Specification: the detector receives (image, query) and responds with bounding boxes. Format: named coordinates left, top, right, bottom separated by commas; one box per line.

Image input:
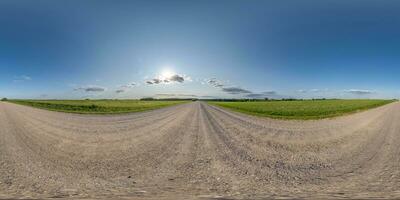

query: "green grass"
left=209, top=99, right=395, bottom=120
left=9, top=99, right=187, bottom=114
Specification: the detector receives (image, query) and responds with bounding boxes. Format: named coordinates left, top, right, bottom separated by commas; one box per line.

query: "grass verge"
left=208, top=99, right=395, bottom=120
left=9, top=99, right=187, bottom=114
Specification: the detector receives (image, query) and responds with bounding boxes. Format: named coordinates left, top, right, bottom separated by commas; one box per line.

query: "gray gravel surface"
left=1, top=101, right=400, bottom=199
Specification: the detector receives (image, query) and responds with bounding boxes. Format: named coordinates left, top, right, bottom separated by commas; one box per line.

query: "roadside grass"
left=208, top=99, right=396, bottom=120
left=9, top=99, right=187, bottom=114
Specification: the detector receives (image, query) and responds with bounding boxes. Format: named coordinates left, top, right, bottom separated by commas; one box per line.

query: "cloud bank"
left=146, top=74, right=189, bottom=85
left=245, top=91, right=277, bottom=98
left=206, top=77, right=277, bottom=98
left=344, top=89, right=373, bottom=95
left=74, top=85, right=106, bottom=92
left=222, top=87, right=252, bottom=94
left=155, top=93, right=197, bottom=97
left=120, top=82, right=136, bottom=88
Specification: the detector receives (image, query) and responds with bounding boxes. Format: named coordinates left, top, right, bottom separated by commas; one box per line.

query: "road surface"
left=1, top=101, right=400, bottom=199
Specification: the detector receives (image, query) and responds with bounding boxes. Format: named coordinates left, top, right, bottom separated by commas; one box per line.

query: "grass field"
left=209, top=99, right=395, bottom=120
left=9, top=100, right=187, bottom=114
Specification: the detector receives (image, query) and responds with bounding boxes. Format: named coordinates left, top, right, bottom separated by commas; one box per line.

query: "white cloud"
left=206, top=78, right=224, bottom=88
left=119, top=82, right=137, bottom=88
left=297, top=89, right=307, bottom=93
left=13, top=75, right=31, bottom=82
left=146, top=74, right=190, bottom=85
left=311, top=89, right=321, bottom=92
left=344, top=89, right=374, bottom=95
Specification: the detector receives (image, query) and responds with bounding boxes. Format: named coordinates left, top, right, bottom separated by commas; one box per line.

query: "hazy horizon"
left=1, top=0, right=400, bottom=99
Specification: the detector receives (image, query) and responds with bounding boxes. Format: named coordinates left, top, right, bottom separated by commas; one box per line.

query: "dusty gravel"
left=1, top=101, right=400, bottom=199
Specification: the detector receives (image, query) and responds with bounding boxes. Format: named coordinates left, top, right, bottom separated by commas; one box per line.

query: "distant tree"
left=140, top=97, right=155, bottom=101
left=1, top=98, right=7, bottom=101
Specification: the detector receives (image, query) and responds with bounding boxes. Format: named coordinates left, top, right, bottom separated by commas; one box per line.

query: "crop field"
left=209, top=99, right=395, bottom=119
left=9, top=99, right=187, bottom=114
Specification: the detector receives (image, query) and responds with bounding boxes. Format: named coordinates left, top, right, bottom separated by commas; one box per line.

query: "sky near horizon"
left=1, top=0, right=400, bottom=99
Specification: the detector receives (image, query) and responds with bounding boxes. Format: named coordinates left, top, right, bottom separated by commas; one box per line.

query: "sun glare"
left=161, top=69, right=174, bottom=78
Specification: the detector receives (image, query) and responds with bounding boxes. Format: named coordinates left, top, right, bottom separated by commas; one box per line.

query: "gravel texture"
left=0, top=101, right=399, bottom=199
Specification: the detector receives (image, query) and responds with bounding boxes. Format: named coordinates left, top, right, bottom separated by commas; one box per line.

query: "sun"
left=161, top=69, right=174, bottom=79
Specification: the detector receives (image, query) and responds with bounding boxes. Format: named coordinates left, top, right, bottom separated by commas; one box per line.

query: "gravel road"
left=1, top=101, right=400, bottom=199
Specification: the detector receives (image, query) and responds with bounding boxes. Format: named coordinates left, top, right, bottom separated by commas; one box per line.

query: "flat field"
left=9, top=99, right=186, bottom=114
left=209, top=99, right=395, bottom=119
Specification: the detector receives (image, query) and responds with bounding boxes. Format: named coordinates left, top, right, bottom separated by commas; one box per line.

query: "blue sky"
left=1, top=0, right=400, bottom=99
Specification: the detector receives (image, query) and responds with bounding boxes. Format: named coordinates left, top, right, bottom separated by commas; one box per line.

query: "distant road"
left=1, top=101, right=399, bottom=199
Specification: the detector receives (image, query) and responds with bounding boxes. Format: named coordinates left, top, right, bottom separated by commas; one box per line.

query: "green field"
left=9, top=100, right=186, bottom=114
left=209, top=99, right=395, bottom=120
